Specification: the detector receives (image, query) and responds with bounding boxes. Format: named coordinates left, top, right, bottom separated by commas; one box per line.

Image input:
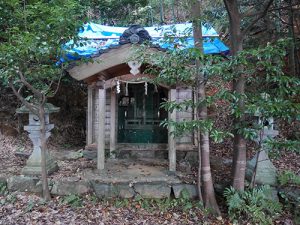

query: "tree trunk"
left=288, top=0, right=298, bottom=77
left=39, top=103, right=51, bottom=201
left=192, top=0, right=220, bottom=215
left=224, top=0, right=246, bottom=191
left=160, top=0, right=164, bottom=24
left=197, top=130, right=203, bottom=202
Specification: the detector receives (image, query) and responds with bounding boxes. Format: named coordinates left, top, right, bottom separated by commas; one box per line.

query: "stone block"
left=0, top=176, right=6, bottom=184
left=246, top=150, right=277, bottom=186
left=92, top=182, right=135, bottom=198
left=184, top=152, right=198, bottom=167
left=118, top=184, right=135, bottom=198
left=172, top=184, right=198, bottom=199
left=134, top=183, right=171, bottom=198
left=54, top=150, right=83, bottom=161
left=51, top=178, right=92, bottom=196
left=83, top=149, right=97, bottom=160
left=7, top=176, right=42, bottom=193
left=22, top=149, right=58, bottom=176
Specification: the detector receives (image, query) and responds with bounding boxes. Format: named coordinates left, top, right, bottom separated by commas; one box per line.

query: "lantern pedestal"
left=17, top=103, right=59, bottom=176
left=21, top=124, right=58, bottom=176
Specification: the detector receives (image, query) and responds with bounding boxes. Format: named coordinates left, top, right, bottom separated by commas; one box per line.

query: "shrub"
left=278, top=170, right=300, bottom=186
left=224, top=185, right=282, bottom=225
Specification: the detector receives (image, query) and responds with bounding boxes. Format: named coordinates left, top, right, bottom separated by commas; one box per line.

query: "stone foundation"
left=4, top=175, right=199, bottom=199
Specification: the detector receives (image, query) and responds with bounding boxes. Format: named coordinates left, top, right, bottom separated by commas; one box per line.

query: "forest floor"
left=0, top=132, right=299, bottom=224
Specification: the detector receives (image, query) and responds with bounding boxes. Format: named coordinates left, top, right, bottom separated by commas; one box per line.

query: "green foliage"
left=80, top=0, right=149, bottom=25
left=82, top=0, right=193, bottom=26
left=25, top=199, right=35, bottom=212
left=0, top=0, right=86, bottom=101
left=211, top=39, right=300, bottom=143
left=128, top=189, right=200, bottom=213
left=278, top=170, right=300, bottom=186
left=132, top=38, right=232, bottom=143
left=0, top=182, right=8, bottom=196
left=60, top=194, right=83, bottom=208
left=114, top=198, right=130, bottom=208
left=5, top=193, right=17, bottom=204
left=266, top=139, right=300, bottom=154
left=224, top=186, right=282, bottom=225
left=86, top=194, right=99, bottom=205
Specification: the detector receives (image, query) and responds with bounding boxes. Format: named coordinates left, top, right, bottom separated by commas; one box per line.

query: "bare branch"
left=242, top=2, right=300, bottom=18
left=18, top=71, right=43, bottom=99
left=8, top=79, right=38, bottom=115
left=17, top=83, right=24, bottom=94
left=242, top=0, right=274, bottom=37
left=48, top=64, right=64, bottom=98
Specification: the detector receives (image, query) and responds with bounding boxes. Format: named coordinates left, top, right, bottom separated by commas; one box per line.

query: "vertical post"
left=110, top=89, right=116, bottom=158
left=168, top=89, right=177, bottom=172
left=87, top=85, right=93, bottom=145
left=97, top=85, right=106, bottom=170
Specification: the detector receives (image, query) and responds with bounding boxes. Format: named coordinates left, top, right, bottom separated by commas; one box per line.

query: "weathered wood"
left=105, top=74, right=170, bottom=90
left=97, top=87, right=106, bottom=170
left=67, top=44, right=165, bottom=81
left=109, top=89, right=116, bottom=157
left=87, top=86, right=93, bottom=145
left=168, top=89, right=177, bottom=172
left=86, top=143, right=196, bottom=152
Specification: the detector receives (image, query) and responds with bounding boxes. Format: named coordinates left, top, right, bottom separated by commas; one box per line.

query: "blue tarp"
left=62, top=22, right=229, bottom=62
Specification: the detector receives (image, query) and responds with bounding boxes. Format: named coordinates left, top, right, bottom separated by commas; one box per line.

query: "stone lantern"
left=16, top=103, right=59, bottom=176
left=246, top=108, right=279, bottom=186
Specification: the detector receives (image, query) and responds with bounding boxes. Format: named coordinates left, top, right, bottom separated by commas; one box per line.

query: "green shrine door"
left=117, top=83, right=168, bottom=143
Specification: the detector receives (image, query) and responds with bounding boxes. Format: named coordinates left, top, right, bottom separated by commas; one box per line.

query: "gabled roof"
left=62, top=22, right=229, bottom=62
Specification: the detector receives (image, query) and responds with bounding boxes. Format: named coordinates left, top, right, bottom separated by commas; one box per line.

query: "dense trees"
left=0, top=0, right=299, bottom=217
left=191, top=0, right=220, bottom=214
left=0, top=0, right=86, bottom=200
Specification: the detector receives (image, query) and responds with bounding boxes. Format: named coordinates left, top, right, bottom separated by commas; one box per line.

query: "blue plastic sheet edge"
left=59, top=22, right=229, bottom=64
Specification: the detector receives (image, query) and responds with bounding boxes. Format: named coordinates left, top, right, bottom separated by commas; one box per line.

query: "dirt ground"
left=0, top=131, right=299, bottom=224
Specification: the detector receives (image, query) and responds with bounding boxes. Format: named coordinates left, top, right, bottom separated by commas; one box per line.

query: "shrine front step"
left=5, top=175, right=198, bottom=199
left=84, top=143, right=197, bottom=160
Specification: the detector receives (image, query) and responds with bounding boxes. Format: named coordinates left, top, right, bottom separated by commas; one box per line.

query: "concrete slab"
left=83, top=158, right=182, bottom=184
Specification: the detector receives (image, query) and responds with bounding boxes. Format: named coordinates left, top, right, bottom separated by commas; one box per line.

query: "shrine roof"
left=60, top=22, right=229, bottom=63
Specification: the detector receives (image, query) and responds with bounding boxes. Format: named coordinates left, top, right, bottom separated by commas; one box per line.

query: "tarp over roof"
left=62, top=22, right=229, bottom=62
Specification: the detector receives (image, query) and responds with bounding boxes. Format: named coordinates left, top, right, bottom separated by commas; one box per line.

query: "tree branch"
left=242, top=2, right=300, bottom=18
left=8, top=79, right=38, bottom=115
left=48, top=64, right=64, bottom=98
left=18, top=71, right=43, bottom=100
left=242, top=0, right=274, bottom=37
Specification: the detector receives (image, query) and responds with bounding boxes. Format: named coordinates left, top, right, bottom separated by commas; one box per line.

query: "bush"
left=60, top=194, right=83, bottom=208
left=278, top=170, right=300, bottom=186
left=224, top=185, right=282, bottom=225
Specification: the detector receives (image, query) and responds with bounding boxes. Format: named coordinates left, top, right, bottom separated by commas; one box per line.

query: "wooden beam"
left=109, top=89, right=117, bottom=158
left=68, top=44, right=133, bottom=80
left=87, top=85, right=93, bottom=145
left=97, top=87, right=106, bottom=170
left=105, top=74, right=170, bottom=90
left=168, top=89, right=177, bottom=172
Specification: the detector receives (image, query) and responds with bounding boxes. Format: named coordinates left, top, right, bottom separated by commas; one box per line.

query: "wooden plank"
left=168, top=89, right=177, bottom=172
left=109, top=89, right=116, bottom=158
left=86, top=143, right=196, bottom=152
left=97, top=88, right=106, bottom=170
left=87, top=86, right=93, bottom=145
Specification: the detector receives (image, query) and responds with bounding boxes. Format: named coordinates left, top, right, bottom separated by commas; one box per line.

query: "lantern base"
left=22, top=151, right=58, bottom=176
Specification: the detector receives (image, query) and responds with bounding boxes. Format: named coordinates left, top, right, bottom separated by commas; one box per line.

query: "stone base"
left=22, top=159, right=58, bottom=176
left=246, top=150, right=277, bottom=186
left=7, top=176, right=42, bottom=193
left=172, top=184, right=197, bottom=199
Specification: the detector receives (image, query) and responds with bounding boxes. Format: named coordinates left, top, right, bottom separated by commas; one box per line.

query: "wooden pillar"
left=97, top=85, right=106, bottom=170
left=87, top=85, right=93, bottom=145
left=168, top=89, right=177, bottom=172
left=109, top=89, right=116, bottom=158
